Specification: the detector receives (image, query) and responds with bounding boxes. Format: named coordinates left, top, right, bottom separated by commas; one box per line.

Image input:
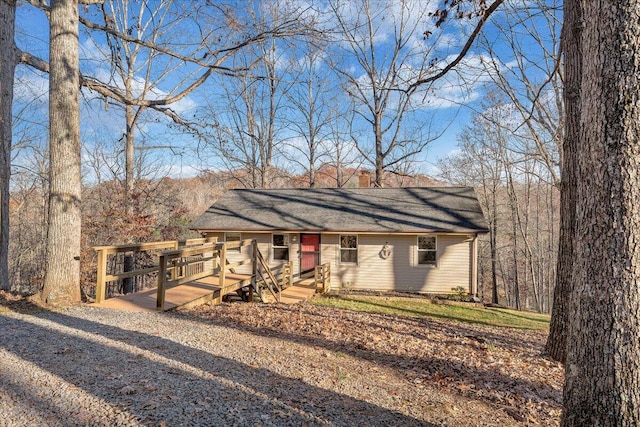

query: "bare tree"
left=88, top=0, right=190, bottom=205
left=440, top=119, right=504, bottom=304
left=5, top=0, right=311, bottom=301
left=81, top=0, right=300, bottom=198
left=440, top=91, right=559, bottom=313
left=40, top=0, right=82, bottom=305
left=281, top=45, right=334, bottom=187
left=8, top=83, right=49, bottom=293
left=327, top=0, right=441, bottom=187
left=15, top=0, right=311, bottom=186
left=479, top=0, right=563, bottom=186
left=9, top=146, right=48, bottom=293
left=205, top=46, right=286, bottom=189
left=199, top=1, right=306, bottom=189
left=0, top=0, right=17, bottom=291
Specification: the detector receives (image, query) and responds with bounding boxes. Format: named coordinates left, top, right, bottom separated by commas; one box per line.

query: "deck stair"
left=261, top=263, right=331, bottom=304
left=91, top=238, right=331, bottom=312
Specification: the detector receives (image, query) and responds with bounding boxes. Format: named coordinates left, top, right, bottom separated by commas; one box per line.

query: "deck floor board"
left=91, top=273, right=251, bottom=312
left=91, top=274, right=320, bottom=311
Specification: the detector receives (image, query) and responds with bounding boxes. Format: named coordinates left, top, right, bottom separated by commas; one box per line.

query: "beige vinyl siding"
left=206, top=232, right=225, bottom=243
left=328, top=234, right=472, bottom=293
left=203, top=232, right=299, bottom=276
left=320, top=234, right=339, bottom=285
left=203, top=231, right=472, bottom=293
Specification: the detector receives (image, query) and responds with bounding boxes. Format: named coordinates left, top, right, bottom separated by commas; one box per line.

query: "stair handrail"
left=255, top=249, right=281, bottom=302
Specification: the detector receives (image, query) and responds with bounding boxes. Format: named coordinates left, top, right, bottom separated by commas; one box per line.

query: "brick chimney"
left=358, top=170, right=371, bottom=188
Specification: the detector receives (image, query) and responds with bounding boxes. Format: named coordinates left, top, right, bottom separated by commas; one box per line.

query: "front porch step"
left=260, top=281, right=317, bottom=304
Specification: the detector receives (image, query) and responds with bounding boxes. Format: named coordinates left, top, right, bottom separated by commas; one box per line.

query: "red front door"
left=300, top=234, right=320, bottom=273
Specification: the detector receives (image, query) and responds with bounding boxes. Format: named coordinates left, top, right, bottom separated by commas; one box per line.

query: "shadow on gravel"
left=0, top=310, right=435, bottom=426
left=0, top=374, right=91, bottom=426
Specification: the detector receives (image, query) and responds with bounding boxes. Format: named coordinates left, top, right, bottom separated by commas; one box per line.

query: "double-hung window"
left=272, top=234, right=289, bottom=261
left=340, top=234, right=358, bottom=264
left=417, top=236, right=437, bottom=265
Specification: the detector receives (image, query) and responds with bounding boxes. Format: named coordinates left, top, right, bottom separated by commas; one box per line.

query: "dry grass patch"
left=312, top=294, right=550, bottom=330
left=0, top=291, right=47, bottom=314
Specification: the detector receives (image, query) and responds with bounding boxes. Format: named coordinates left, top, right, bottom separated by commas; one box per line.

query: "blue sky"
left=11, top=0, right=561, bottom=183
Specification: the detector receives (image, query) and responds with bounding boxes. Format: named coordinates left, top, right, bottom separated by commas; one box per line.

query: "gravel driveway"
left=0, top=304, right=559, bottom=426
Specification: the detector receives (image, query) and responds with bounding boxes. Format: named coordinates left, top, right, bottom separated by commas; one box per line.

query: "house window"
left=417, top=236, right=437, bottom=265
left=224, top=232, right=241, bottom=252
left=272, top=233, right=289, bottom=261
left=340, top=234, right=358, bottom=264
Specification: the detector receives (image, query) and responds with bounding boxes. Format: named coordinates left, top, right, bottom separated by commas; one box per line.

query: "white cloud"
left=13, top=68, right=48, bottom=103
left=406, top=53, right=500, bottom=110
left=87, top=66, right=199, bottom=115
left=80, top=37, right=108, bottom=64
left=158, top=164, right=201, bottom=179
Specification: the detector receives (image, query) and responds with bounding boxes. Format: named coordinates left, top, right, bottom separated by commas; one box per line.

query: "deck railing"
left=280, top=261, right=293, bottom=289
left=156, top=239, right=256, bottom=311
left=93, top=237, right=217, bottom=304
left=95, top=237, right=303, bottom=309
left=314, top=262, right=331, bottom=293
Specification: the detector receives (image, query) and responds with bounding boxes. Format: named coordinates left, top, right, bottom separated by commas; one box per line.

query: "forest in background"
left=6, top=0, right=561, bottom=313
left=10, top=162, right=559, bottom=314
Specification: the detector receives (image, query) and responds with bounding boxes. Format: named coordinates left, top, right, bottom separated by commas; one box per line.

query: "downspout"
left=471, top=235, right=478, bottom=297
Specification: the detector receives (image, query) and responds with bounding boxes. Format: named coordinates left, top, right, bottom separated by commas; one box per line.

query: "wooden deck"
left=91, top=273, right=252, bottom=312
left=91, top=275, right=319, bottom=312
left=91, top=239, right=330, bottom=312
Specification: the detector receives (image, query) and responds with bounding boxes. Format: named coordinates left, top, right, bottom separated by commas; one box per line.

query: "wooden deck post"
left=219, top=243, right=227, bottom=289
left=95, top=249, right=107, bottom=303
left=157, top=253, right=167, bottom=311
left=325, top=263, right=331, bottom=292
left=289, top=261, right=294, bottom=286
left=170, top=241, right=179, bottom=280
left=250, top=240, right=257, bottom=302
left=314, top=266, right=321, bottom=293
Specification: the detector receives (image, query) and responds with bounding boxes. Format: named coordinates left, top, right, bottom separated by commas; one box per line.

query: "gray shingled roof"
left=190, top=187, right=489, bottom=233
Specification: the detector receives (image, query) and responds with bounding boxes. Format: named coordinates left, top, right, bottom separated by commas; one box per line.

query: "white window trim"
left=271, top=233, right=290, bottom=262
left=416, top=235, right=437, bottom=267
left=339, top=234, right=358, bottom=265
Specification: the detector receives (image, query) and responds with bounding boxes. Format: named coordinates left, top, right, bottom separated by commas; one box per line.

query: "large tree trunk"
left=40, top=0, right=81, bottom=306
left=561, top=0, right=640, bottom=424
left=0, top=0, right=16, bottom=291
left=545, top=0, right=581, bottom=364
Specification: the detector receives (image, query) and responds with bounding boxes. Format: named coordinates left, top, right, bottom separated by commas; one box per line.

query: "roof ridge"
left=230, top=186, right=472, bottom=191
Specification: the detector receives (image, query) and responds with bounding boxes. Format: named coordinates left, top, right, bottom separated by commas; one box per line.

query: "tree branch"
left=406, top=0, right=504, bottom=93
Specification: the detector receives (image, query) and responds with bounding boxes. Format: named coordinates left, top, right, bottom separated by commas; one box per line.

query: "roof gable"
left=190, top=187, right=489, bottom=233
